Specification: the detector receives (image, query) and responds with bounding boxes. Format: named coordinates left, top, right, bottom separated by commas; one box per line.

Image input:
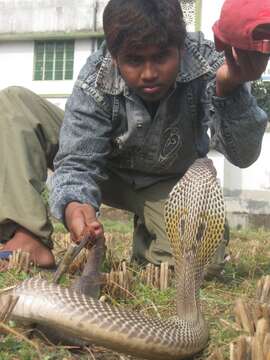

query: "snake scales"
left=0, top=158, right=225, bottom=359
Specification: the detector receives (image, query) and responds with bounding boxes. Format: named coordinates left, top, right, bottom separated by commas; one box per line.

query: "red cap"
left=213, top=0, right=270, bottom=53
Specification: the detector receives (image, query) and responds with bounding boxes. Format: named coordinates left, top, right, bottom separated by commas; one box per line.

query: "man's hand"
left=65, top=202, right=104, bottom=244
left=216, top=47, right=269, bottom=97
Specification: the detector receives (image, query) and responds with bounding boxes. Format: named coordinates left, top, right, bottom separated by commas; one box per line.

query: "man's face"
left=114, top=45, right=181, bottom=103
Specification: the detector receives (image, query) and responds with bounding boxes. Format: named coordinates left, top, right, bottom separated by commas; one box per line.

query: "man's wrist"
left=65, top=201, right=82, bottom=217
left=216, top=78, right=241, bottom=97
left=64, top=202, right=97, bottom=228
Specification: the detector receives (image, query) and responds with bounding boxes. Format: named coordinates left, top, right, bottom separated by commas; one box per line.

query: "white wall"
left=209, top=132, right=270, bottom=195
left=222, top=133, right=270, bottom=193
left=0, top=38, right=93, bottom=109
left=0, top=0, right=107, bottom=34
left=0, top=41, right=34, bottom=89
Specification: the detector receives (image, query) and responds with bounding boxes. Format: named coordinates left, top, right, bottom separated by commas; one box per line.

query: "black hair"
left=103, top=0, right=186, bottom=57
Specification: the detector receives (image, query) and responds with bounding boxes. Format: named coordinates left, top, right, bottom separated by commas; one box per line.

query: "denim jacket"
left=50, top=32, right=268, bottom=221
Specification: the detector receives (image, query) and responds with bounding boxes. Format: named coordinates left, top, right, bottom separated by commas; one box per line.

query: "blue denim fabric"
left=50, top=32, right=268, bottom=221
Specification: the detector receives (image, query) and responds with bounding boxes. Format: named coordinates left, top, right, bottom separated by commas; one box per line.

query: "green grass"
left=102, top=218, right=133, bottom=234
left=52, top=222, right=67, bottom=234
left=1, top=212, right=270, bottom=359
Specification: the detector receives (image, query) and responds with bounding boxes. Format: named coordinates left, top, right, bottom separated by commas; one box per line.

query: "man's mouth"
left=141, top=86, right=162, bottom=94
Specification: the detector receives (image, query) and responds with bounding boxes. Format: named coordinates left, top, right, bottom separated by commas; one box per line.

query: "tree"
left=251, top=80, right=270, bottom=119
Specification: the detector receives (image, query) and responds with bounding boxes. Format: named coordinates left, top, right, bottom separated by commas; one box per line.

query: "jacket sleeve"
left=197, top=33, right=268, bottom=168
left=209, top=83, right=268, bottom=167
left=49, top=84, right=112, bottom=222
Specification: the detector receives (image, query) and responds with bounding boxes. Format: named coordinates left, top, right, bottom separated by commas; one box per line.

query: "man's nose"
left=141, top=62, right=158, bottom=82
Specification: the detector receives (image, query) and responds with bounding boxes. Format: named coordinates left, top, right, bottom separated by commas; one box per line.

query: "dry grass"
left=1, top=210, right=270, bottom=359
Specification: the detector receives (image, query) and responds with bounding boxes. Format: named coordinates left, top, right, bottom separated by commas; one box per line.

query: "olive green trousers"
left=0, top=86, right=228, bottom=272
left=0, top=86, right=63, bottom=248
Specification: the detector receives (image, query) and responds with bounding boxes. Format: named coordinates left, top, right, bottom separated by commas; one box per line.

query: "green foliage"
left=0, top=269, right=30, bottom=288
left=52, top=221, right=68, bottom=233
left=0, top=336, right=37, bottom=360
left=0, top=335, right=73, bottom=359
left=251, top=80, right=270, bottom=118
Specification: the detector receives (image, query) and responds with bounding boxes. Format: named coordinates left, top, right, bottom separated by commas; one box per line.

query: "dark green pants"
left=0, top=86, right=228, bottom=270
left=101, top=172, right=179, bottom=265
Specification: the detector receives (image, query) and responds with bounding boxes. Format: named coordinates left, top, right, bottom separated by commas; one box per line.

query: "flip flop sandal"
left=0, top=250, right=13, bottom=260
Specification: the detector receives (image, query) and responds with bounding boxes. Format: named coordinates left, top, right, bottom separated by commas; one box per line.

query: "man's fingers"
left=231, top=47, right=240, bottom=66
left=233, top=48, right=270, bottom=80
left=252, top=52, right=270, bottom=73
left=72, top=213, right=103, bottom=244
left=69, top=214, right=86, bottom=243
left=65, top=202, right=104, bottom=245
left=224, top=46, right=236, bottom=66
left=84, top=219, right=104, bottom=237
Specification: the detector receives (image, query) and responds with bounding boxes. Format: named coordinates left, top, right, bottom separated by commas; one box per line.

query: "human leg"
left=132, top=178, right=180, bottom=266
left=0, top=86, right=63, bottom=267
left=100, top=172, right=179, bottom=266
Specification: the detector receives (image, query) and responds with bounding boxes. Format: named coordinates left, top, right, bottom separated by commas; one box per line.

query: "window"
left=34, top=40, right=74, bottom=81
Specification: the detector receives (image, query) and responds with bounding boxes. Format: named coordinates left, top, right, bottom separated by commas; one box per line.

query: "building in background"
left=0, top=0, right=269, bottom=229
left=0, top=0, right=107, bottom=108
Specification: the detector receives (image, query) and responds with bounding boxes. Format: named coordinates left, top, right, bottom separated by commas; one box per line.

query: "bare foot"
left=2, top=228, right=55, bottom=268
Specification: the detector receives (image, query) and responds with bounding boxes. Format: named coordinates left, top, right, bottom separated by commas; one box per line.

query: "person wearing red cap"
left=212, top=0, right=270, bottom=98
left=0, top=0, right=269, bottom=275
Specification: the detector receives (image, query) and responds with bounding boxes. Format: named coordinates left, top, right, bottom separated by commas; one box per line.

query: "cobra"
left=0, top=158, right=225, bottom=360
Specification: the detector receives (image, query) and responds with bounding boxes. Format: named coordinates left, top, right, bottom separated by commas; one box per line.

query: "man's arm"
left=209, top=82, right=268, bottom=167
left=49, top=85, right=112, bottom=241
left=198, top=35, right=268, bottom=167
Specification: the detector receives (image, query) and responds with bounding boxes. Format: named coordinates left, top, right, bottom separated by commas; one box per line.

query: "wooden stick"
left=251, top=336, right=264, bottom=360
left=256, top=318, right=270, bottom=342
left=53, top=231, right=96, bottom=284
left=237, top=336, right=248, bottom=360
left=207, top=349, right=224, bottom=360
left=154, top=265, right=159, bottom=288
left=0, top=295, right=19, bottom=323
left=160, top=262, right=165, bottom=290
left=263, top=333, right=270, bottom=357
left=258, top=275, right=270, bottom=303
left=230, top=341, right=238, bottom=360
left=234, top=299, right=255, bottom=335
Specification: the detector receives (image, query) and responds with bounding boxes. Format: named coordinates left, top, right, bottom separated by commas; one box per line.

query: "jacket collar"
left=95, top=34, right=214, bottom=96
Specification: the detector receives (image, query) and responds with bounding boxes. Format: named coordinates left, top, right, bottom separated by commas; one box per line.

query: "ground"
left=0, top=207, right=270, bottom=360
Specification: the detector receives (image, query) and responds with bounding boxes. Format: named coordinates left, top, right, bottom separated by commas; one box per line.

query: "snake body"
left=0, top=158, right=225, bottom=359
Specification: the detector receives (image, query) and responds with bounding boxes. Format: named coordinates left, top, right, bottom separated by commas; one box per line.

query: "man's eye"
left=127, top=57, right=142, bottom=65
left=155, top=52, right=169, bottom=63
